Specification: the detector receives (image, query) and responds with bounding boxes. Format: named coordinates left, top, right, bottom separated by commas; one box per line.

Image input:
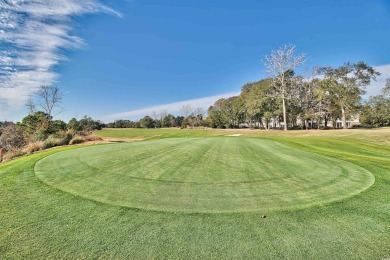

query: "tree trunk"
left=282, top=97, right=287, bottom=131
left=341, top=106, right=347, bottom=129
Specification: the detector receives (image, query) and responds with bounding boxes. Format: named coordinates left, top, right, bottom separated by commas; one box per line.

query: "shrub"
left=57, top=132, right=73, bottom=145
left=83, top=135, right=102, bottom=142
left=0, top=124, right=25, bottom=151
left=23, top=141, right=44, bottom=155
left=61, top=133, right=73, bottom=145
left=32, top=130, right=49, bottom=141
left=70, top=136, right=84, bottom=145
left=69, top=135, right=102, bottom=145
left=51, top=130, right=74, bottom=145
left=2, top=148, right=25, bottom=162
left=42, top=136, right=59, bottom=149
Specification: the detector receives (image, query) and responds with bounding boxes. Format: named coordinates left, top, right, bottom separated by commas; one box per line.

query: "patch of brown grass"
left=70, top=135, right=103, bottom=145
left=23, top=141, right=44, bottom=155
left=2, top=148, right=25, bottom=162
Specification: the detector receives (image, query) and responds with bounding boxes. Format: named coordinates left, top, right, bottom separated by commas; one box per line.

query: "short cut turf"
left=35, top=137, right=374, bottom=213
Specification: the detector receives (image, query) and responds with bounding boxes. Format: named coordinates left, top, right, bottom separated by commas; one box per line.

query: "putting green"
left=35, top=138, right=374, bottom=213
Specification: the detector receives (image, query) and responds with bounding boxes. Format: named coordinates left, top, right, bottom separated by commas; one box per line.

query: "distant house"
left=328, top=114, right=361, bottom=129
left=238, top=114, right=361, bottom=129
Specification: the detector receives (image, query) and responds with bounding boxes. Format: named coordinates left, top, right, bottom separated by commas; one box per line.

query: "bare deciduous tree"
left=180, top=104, right=193, bottom=131
left=36, top=85, right=63, bottom=118
left=152, top=111, right=158, bottom=128
left=262, top=44, right=307, bottom=130
left=159, top=109, right=167, bottom=127
left=180, top=104, right=193, bottom=118
left=26, top=96, right=36, bottom=115
left=194, top=107, right=205, bottom=127
left=25, top=85, right=63, bottom=130
left=194, top=107, right=205, bottom=117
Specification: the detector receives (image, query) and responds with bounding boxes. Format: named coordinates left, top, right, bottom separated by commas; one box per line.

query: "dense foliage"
left=0, top=124, right=25, bottom=151
left=207, top=62, right=381, bottom=129
left=360, top=95, right=390, bottom=127
left=105, top=114, right=205, bottom=129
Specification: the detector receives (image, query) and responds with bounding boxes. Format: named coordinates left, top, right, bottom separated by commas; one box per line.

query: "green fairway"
left=35, top=138, right=374, bottom=213
left=1, top=129, right=389, bottom=258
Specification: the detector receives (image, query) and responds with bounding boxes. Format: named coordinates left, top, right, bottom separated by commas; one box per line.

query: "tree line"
left=105, top=113, right=206, bottom=129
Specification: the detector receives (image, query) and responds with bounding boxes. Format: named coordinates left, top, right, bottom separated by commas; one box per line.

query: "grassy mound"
left=35, top=137, right=374, bottom=213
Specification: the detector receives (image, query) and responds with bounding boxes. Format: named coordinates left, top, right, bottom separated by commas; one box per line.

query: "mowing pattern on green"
left=35, top=138, right=374, bottom=213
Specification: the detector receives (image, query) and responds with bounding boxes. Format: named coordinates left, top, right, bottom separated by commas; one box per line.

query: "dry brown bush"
left=23, top=141, right=44, bottom=155
left=83, top=135, right=103, bottom=142
left=2, top=148, right=26, bottom=162
left=69, top=136, right=84, bottom=145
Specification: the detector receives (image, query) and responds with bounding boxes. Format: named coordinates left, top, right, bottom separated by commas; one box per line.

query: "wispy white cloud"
left=102, top=91, right=241, bottom=122
left=0, top=0, right=120, bottom=119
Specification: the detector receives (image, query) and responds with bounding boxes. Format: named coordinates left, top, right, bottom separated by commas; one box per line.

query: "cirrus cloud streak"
left=0, top=0, right=120, bottom=119
left=102, top=91, right=241, bottom=122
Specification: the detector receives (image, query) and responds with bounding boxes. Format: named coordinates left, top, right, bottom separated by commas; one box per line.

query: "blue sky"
left=1, top=0, right=390, bottom=122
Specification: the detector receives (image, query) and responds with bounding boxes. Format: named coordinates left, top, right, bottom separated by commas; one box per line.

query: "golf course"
left=1, top=128, right=389, bottom=258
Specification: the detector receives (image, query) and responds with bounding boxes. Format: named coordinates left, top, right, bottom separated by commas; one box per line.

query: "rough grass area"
left=1, top=129, right=389, bottom=258
left=35, top=138, right=374, bottom=213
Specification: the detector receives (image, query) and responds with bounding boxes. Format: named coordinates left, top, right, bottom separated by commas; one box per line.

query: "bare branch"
left=262, top=44, right=307, bottom=80
left=36, top=85, right=63, bottom=118
left=152, top=111, right=158, bottom=121
left=159, top=110, right=167, bottom=121
left=194, top=107, right=205, bottom=116
left=25, top=96, right=36, bottom=115
left=180, top=104, right=193, bottom=118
